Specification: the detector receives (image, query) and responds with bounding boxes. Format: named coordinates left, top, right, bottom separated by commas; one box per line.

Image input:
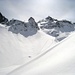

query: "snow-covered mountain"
left=38, top=16, right=75, bottom=41
left=0, top=13, right=75, bottom=41
left=0, top=13, right=56, bottom=75
left=0, top=13, right=39, bottom=37
left=8, top=18, right=39, bottom=37
left=0, top=13, right=75, bottom=75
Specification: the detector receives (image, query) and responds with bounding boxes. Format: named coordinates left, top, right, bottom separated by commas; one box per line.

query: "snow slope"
left=0, top=24, right=55, bottom=75
left=8, top=32, right=75, bottom=75
left=0, top=13, right=75, bottom=75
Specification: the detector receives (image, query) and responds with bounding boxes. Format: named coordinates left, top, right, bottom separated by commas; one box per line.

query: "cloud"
left=0, top=0, right=75, bottom=22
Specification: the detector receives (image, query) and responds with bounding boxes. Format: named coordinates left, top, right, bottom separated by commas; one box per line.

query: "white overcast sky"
left=0, top=0, right=75, bottom=22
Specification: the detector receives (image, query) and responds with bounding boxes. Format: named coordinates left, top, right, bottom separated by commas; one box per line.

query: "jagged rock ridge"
left=0, top=12, right=8, bottom=24
left=0, top=13, right=75, bottom=40
left=0, top=13, right=39, bottom=37
left=38, top=16, right=75, bottom=41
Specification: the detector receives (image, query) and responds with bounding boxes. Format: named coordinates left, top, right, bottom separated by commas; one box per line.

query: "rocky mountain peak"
left=38, top=16, right=75, bottom=41
left=28, top=17, right=39, bottom=29
left=0, top=12, right=8, bottom=24
left=7, top=17, right=39, bottom=37
left=45, top=16, right=54, bottom=22
left=0, top=12, right=75, bottom=40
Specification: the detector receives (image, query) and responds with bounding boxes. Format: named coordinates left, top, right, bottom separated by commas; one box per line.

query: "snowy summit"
left=0, top=12, right=75, bottom=75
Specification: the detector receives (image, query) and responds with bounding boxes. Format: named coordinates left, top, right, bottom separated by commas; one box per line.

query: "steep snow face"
left=8, top=32, right=75, bottom=75
left=38, top=16, right=75, bottom=41
left=0, top=24, right=55, bottom=68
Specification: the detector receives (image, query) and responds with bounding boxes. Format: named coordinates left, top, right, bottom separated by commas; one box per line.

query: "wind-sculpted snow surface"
left=8, top=32, right=75, bottom=75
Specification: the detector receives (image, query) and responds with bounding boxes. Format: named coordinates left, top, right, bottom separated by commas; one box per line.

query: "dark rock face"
left=38, top=16, right=74, bottom=30
left=0, top=12, right=8, bottom=24
left=28, top=17, right=39, bottom=30
left=38, top=16, right=75, bottom=41
left=8, top=17, right=39, bottom=37
left=45, top=16, right=54, bottom=22
left=0, top=12, right=39, bottom=37
left=0, top=12, right=74, bottom=40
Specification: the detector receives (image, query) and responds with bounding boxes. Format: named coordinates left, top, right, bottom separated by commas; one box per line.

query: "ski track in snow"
left=7, top=31, right=75, bottom=75
left=0, top=25, right=55, bottom=75
left=7, top=32, right=75, bottom=75
left=0, top=23, right=75, bottom=75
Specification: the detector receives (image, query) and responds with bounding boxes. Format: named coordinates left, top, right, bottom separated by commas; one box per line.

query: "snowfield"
left=8, top=32, right=75, bottom=75
left=0, top=25, right=55, bottom=75
left=0, top=13, right=75, bottom=75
